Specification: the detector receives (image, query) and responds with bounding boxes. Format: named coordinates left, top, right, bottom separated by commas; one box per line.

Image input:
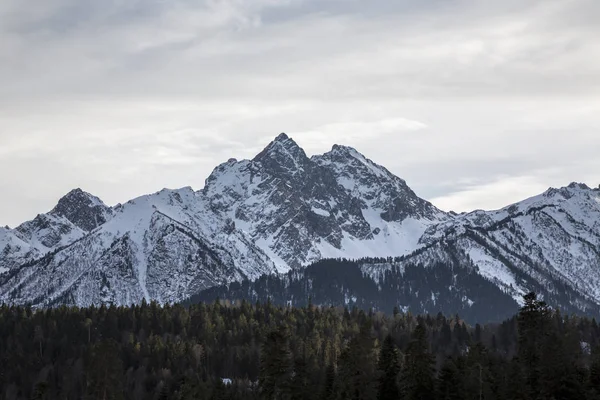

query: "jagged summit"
left=330, top=143, right=360, bottom=154
left=200, top=133, right=447, bottom=268
left=275, top=132, right=289, bottom=141
left=54, top=188, right=103, bottom=209
left=51, top=188, right=113, bottom=232
left=567, top=182, right=591, bottom=190
left=252, top=133, right=309, bottom=176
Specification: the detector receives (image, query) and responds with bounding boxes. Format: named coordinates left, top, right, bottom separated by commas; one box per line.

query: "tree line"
left=2, top=293, right=600, bottom=399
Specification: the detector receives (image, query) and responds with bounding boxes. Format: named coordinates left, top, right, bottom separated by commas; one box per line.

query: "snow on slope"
left=0, top=187, right=279, bottom=307
left=413, top=183, right=600, bottom=310
left=16, top=214, right=87, bottom=251
left=0, top=226, right=39, bottom=273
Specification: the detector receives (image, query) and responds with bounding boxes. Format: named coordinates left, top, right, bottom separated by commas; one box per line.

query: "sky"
left=1, top=0, right=599, bottom=227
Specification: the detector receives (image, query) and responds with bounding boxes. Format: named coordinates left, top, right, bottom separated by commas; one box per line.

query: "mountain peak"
left=64, top=187, right=85, bottom=197
left=319, top=144, right=381, bottom=174
left=567, top=182, right=590, bottom=190
left=51, top=188, right=113, bottom=232
left=329, top=144, right=363, bottom=160
left=274, top=132, right=289, bottom=142
left=252, top=133, right=309, bottom=174
left=256, top=133, right=300, bottom=153
left=55, top=188, right=105, bottom=208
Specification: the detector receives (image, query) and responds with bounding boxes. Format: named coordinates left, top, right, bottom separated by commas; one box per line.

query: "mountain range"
left=1, top=133, right=599, bottom=320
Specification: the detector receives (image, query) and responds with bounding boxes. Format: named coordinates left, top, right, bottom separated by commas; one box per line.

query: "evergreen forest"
left=2, top=293, right=600, bottom=399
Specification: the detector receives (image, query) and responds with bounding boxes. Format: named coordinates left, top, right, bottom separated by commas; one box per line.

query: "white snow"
left=311, top=207, right=331, bottom=217
left=466, top=245, right=523, bottom=299
left=311, top=210, right=431, bottom=265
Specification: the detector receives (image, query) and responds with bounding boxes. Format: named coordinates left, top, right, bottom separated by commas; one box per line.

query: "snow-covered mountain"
left=0, top=187, right=279, bottom=306
left=1, top=133, right=600, bottom=318
left=203, top=133, right=447, bottom=269
left=415, top=182, right=600, bottom=313
left=0, top=189, right=113, bottom=274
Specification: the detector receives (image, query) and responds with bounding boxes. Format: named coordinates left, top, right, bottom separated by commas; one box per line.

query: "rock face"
left=50, top=188, right=114, bottom=232
left=1, top=133, right=600, bottom=319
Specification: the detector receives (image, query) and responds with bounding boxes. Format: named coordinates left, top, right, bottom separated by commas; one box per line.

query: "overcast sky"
left=1, top=0, right=599, bottom=227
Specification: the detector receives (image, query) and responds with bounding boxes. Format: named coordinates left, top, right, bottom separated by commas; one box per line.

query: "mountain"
left=0, top=189, right=113, bottom=274
left=0, top=187, right=278, bottom=306
left=1, top=133, right=600, bottom=320
left=417, top=182, right=600, bottom=314
left=202, top=133, right=447, bottom=269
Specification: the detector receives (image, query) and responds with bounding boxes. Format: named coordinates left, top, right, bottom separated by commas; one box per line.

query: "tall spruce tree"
left=402, top=322, right=436, bottom=400
left=517, top=292, right=551, bottom=399
left=85, top=339, right=124, bottom=400
left=437, top=358, right=463, bottom=400
left=590, top=346, right=600, bottom=396
left=291, top=356, right=311, bottom=400
left=320, top=363, right=336, bottom=400
left=377, top=335, right=401, bottom=400
left=259, top=326, right=293, bottom=400
left=338, top=320, right=378, bottom=400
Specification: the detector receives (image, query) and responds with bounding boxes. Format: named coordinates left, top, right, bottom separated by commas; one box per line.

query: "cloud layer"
left=1, top=0, right=599, bottom=226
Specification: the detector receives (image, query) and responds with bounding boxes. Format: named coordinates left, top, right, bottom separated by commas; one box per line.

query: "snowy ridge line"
left=1, top=134, right=600, bottom=317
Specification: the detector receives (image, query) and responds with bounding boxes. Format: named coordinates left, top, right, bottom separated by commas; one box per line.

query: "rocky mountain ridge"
left=0, top=133, right=599, bottom=318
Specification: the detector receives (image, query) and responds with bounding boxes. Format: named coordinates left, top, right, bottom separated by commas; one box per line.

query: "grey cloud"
left=0, top=0, right=599, bottom=226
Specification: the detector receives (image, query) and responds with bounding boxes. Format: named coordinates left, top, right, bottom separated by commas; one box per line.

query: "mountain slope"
left=417, top=183, right=600, bottom=308
left=188, top=256, right=523, bottom=324
left=0, top=189, right=113, bottom=273
left=0, top=187, right=278, bottom=307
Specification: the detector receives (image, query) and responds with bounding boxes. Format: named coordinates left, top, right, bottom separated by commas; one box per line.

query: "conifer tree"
left=517, top=292, right=551, bottom=398
left=437, top=358, right=462, bottom=400
left=85, top=339, right=124, bottom=400
left=259, top=326, right=293, bottom=400
left=402, top=322, right=435, bottom=400
left=377, top=335, right=401, bottom=400
left=590, top=346, right=600, bottom=394
left=291, top=356, right=311, bottom=400
left=320, top=363, right=336, bottom=400
left=338, top=320, right=378, bottom=400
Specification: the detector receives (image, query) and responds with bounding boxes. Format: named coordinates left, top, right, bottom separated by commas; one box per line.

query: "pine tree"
left=290, top=357, right=311, bottom=400
left=157, top=382, right=169, bottom=400
left=85, top=339, right=125, bottom=400
left=320, top=363, right=336, bottom=400
left=591, top=346, right=600, bottom=394
left=506, top=359, right=528, bottom=400
left=377, top=335, right=401, bottom=400
left=31, top=381, right=49, bottom=400
left=402, top=322, right=435, bottom=400
left=437, top=358, right=462, bottom=400
left=517, top=292, right=551, bottom=399
left=259, top=326, right=293, bottom=400
left=338, top=320, right=378, bottom=400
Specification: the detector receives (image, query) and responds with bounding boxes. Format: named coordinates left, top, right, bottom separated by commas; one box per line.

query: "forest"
left=189, top=258, right=523, bottom=324
left=2, top=293, right=600, bottom=399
